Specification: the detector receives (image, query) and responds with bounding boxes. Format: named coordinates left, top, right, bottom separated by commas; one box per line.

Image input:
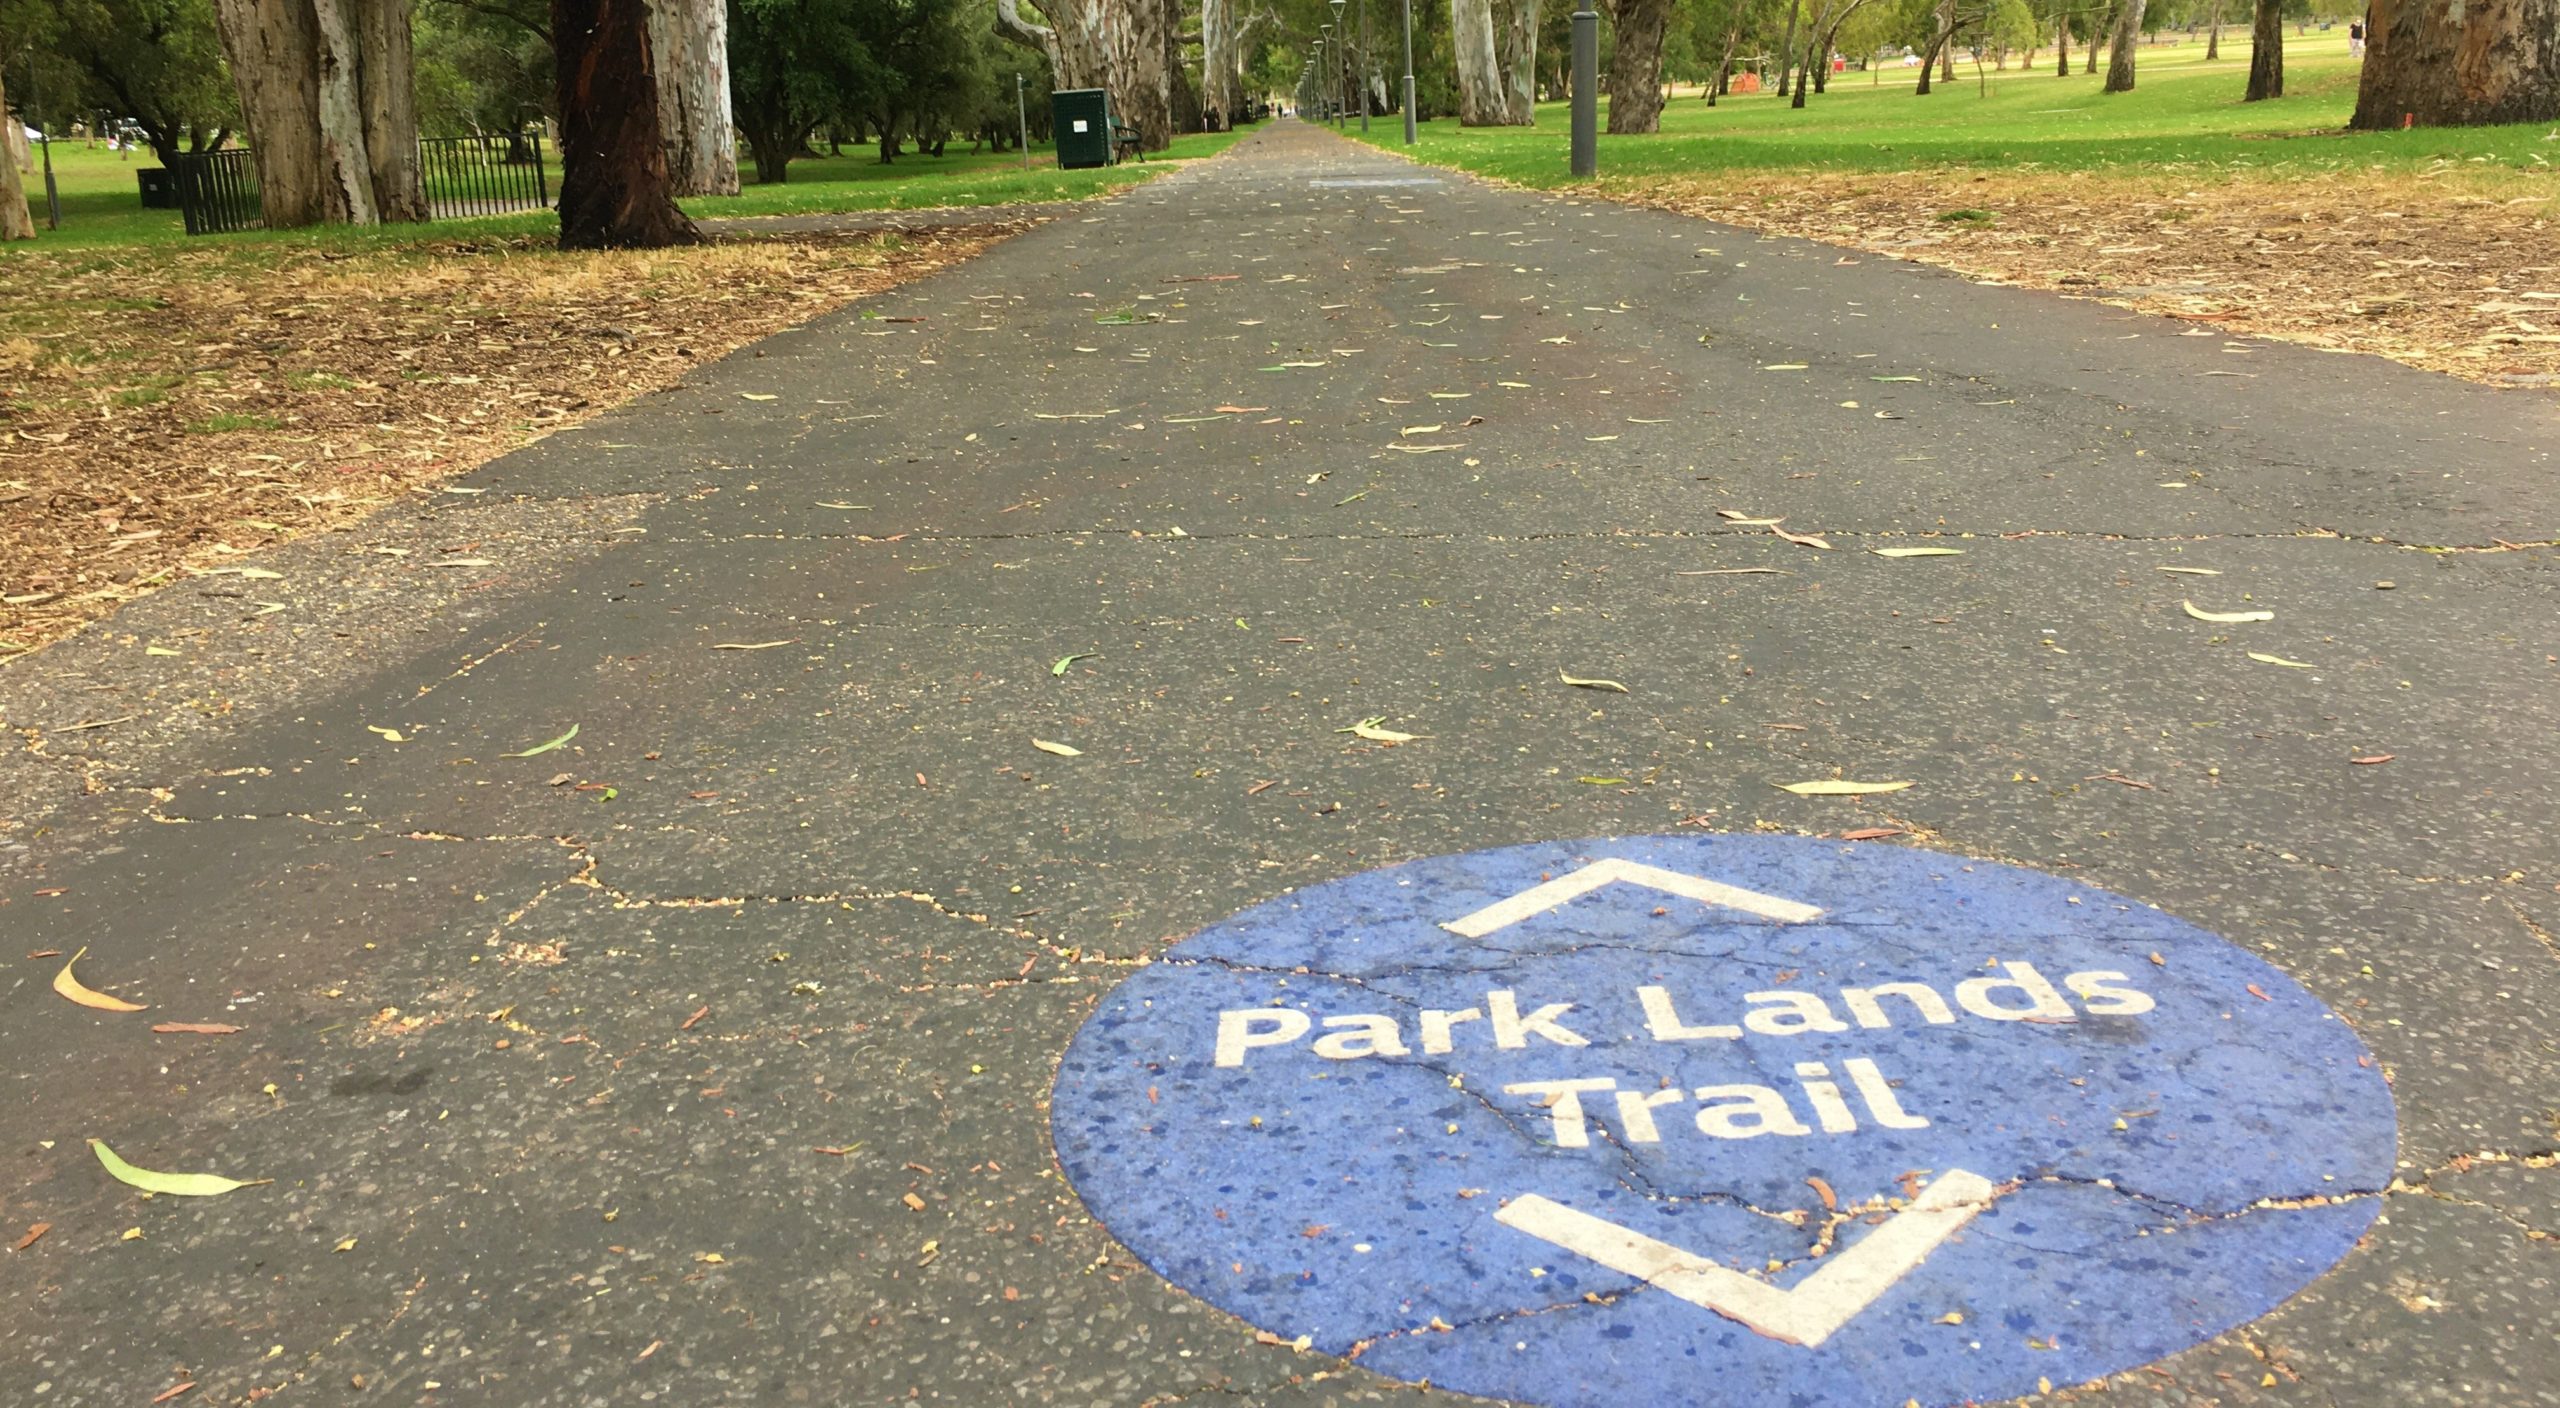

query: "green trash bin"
left=1051, top=89, right=1113, bottom=170
left=136, top=168, right=177, bottom=210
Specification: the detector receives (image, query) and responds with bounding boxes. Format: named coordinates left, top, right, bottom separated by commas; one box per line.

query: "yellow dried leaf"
left=1558, top=670, right=1628, bottom=693
left=1032, top=738, right=1084, bottom=757
left=1777, top=780, right=1914, bottom=796
left=740, top=393, right=779, bottom=401
left=711, top=640, right=795, bottom=651
left=2247, top=652, right=2314, bottom=668
left=2156, top=566, right=2221, bottom=576
left=54, top=948, right=146, bottom=1012
left=1871, top=547, right=1964, bottom=559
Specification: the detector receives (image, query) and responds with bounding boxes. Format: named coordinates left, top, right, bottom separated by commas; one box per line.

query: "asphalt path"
left=2, top=118, right=2554, bottom=1407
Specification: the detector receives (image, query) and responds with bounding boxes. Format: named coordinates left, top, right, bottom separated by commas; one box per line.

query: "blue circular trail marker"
left=1052, top=835, right=2396, bottom=1408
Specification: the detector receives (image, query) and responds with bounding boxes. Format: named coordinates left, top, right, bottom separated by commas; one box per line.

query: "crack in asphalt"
left=621, top=525, right=2558, bottom=553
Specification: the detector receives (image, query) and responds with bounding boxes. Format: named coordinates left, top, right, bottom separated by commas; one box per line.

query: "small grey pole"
left=1569, top=1, right=1597, bottom=177
left=1016, top=74, right=1030, bottom=169
left=1358, top=0, right=1370, bottom=134
left=1400, top=0, right=1416, bottom=144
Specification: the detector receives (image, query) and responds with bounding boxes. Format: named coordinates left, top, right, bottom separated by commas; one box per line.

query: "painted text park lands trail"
left=0, top=120, right=2552, bottom=1408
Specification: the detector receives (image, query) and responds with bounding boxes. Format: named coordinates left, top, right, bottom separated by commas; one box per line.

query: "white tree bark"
left=1452, top=0, right=1509, bottom=124
left=1495, top=0, right=1537, bottom=122
left=1200, top=0, right=1232, bottom=122
left=0, top=72, right=32, bottom=240
left=651, top=0, right=739, bottom=196
left=213, top=0, right=422, bottom=225
left=309, top=0, right=380, bottom=223
left=1103, top=0, right=1173, bottom=147
left=995, top=0, right=1109, bottom=93
left=355, top=0, right=426, bottom=219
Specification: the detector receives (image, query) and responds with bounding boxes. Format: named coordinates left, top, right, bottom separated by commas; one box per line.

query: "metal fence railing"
left=419, top=132, right=551, bottom=219
left=172, top=134, right=552, bottom=236
left=172, top=149, right=262, bottom=235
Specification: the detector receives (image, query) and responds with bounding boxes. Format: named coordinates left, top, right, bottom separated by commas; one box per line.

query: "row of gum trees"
left=1271, top=0, right=2554, bottom=132
left=0, top=0, right=2551, bottom=247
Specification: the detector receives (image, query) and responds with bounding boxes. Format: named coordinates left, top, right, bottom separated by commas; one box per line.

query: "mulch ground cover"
left=0, top=221, right=1029, bottom=659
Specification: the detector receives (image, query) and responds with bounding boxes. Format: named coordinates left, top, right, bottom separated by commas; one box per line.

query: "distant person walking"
left=2348, top=18, right=2366, bottom=57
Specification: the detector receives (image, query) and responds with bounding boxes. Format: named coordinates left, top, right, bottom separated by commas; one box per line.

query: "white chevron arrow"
left=1441, top=857, right=1823, bottom=938
left=1495, top=1170, right=2000, bottom=1347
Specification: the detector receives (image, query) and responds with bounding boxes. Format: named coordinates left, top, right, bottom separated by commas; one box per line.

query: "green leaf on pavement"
left=90, top=1140, right=265, bottom=1198
left=1051, top=653, right=1094, bottom=676
left=503, top=724, right=580, bottom=758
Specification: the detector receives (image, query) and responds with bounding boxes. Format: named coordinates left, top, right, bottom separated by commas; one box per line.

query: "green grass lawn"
left=0, top=125, right=1255, bottom=254
left=1352, top=31, right=2558, bottom=189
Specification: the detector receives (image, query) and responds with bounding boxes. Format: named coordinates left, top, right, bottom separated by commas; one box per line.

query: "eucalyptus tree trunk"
left=0, top=72, right=30, bottom=240
left=1774, top=0, right=1800, bottom=98
left=2054, top=10, right=2068, bottom=75
left=1104, top=0, right=1173, bottom=147
left=212, top=0, right=422, bottom=226
left=1605, top=0, right=1674, bottom=131
left=1201, top=0, right=1234, bottom=123
left=650, top=0, right=739, bottom=195
left=994, top=0, right=1109, bottom=93
left=2243, top=0, right=2282, bottom=98
left=1166, top=0, right=1201, bottom=133
left=1452, top=0, right=1512, bottom=124
left=2203, top=0, right=2221, bottom=59
left=2350, top=0, right=2559, bottom=126
left=354, top=0, right=425, bottom=220
left=2104, top=0, right=2144, bottom=91
left=552, top=0, right=699, bottom=247
left=1496, top=0, right=1537, bottom=121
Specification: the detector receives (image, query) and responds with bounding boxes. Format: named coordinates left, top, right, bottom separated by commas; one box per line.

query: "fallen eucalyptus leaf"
left=2182, top=600, right=2273, bottom=623
left=90, top=1140, right=265, bottom=1198
left=54, top=947, right=146, bottom=1013
left=1559, top=670, right=1629, bottom=693
left=2247, top=652, right=2314, bottom=668
left=1871, top=547, right=1964, bottom=558
left=712, top=640, right=796, bottom=651
left=1339, top=716, right=1417, bottom=744
left=1052, top=653, right=1094, bottom=676
left=1032, top=738, right=1083, bottom=757
left=366, top=726, right=406, bottom=742
left=1777, top=779, right=1914, bottom=796
left=503, top=724, right=580, bottom=758
left=2156, top=566, right=2221, bottom=576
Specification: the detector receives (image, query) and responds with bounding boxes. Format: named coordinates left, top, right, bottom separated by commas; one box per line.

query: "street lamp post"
left=1313, top=36, right=1327, bottom=121
left=1569, top=0, right=1598, bottom=176
left=1329, top=0, right=1347, bottom=130
left=1016, top=74, right=1030, bottom=170
left=1399, top=0, right=1416, bottom=144
left=1356, top=0, right=1370, bottom=134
